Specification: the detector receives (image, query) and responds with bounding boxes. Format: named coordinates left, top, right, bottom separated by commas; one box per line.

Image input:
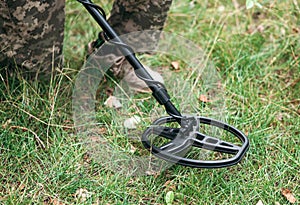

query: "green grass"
left=1, top=0, right=299, bottom=204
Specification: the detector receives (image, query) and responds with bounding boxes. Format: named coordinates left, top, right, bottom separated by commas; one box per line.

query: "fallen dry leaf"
left=124, top=115, right=141, bottom=129
left=51, top=198, right=66, bottom=205
left=292, top=27, right=299, bottom=33
left=104, top=96, right=122, bottom=109
left=18, top=184, right=25, bottom=191
left=90, top=136, right=102, bottom=143
left=163, top=180, right=171, bottom=187
left=145, top=170, right=160, bottom=176
left=43, top=197, right=66, bottom=205
left=88, top=127, right=107, bottom=135
left=163, top=180, right=176, bottom=191
left=129, top=144, right=136, bottom=154
left=199, top=94, right=211, bottom=103
left=281, top=188, right=297, bottom=203
left=171, top=61, right=180, bottom=70
left=256, top=200, right=264, bottom=205
left=2, top=119, right=12, bottom=129
left=74, top=188, right=92, bottom=202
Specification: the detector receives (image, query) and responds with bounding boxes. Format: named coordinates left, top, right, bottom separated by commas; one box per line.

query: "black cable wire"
left=167, top=111, right=184, bottom=120
left=77, top=0, right=107, bottom=20
left=78, top=0, right=182, bottom=121
left=77, top=0, right=168, bottom=89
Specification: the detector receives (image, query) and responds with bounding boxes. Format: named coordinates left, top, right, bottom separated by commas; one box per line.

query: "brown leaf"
left=171, top=61, right=180, bottom=70
left=199, top=94, right=211, bottom=103
left=51, top=198, right=65, bottom=205
left=44, top=197, right=66, bottom=205
left=163, top=180, right=171, bottom=187
left=145, top=170, right=160, bottom=176
left=292, top=27, right=299, bottom=33
left=18, top=184, right=26, bottom=191
left=281, top=188, right=297, bottom=203
left=83, top=153, right=91, bottom=163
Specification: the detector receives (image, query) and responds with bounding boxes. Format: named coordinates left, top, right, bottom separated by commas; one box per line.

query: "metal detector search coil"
left=142, top=116, right=249, bottom=168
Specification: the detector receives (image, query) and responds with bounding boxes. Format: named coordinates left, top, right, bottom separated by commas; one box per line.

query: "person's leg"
left=108, top=0, right=172, bottom=35
left=90, top=0, right=172, bottom=50
left=0, top=0, right=65, bottom=77
left=89, top=0, right=173, bottom=92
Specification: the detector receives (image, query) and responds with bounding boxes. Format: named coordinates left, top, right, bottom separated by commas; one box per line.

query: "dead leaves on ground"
left=104, top=95, right=122, bottom=109
left=256, top=200, right=264, bottom=205
left=281, top=188, right=297, bottom=204
left=44, top=188, right=93, bottom=205
left=171, top=61, right=180, bottom=71
left=74, top=188, right=93, bottom=202
left=44, top=198, right=66, bottom=205
left=199, top=94, right=211, bottom=103
left=123, top=115, right=141, bottom=129
left=256, top=188, right=297, bottom=205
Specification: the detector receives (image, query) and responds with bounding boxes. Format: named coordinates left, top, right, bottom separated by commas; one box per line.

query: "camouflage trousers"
left=0, top=0, right=172, bottom=75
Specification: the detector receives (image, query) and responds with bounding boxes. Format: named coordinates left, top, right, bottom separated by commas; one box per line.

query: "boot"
left=87, top=33, right=164, bottom=93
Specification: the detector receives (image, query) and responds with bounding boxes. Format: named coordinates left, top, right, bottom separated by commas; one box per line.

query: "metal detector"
left=77, top=0, right=249, bottom=168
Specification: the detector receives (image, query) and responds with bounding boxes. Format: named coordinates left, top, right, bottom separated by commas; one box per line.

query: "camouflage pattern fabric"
left=108, top=0, right=172, bottom=36
left=0, top=0, right=172, bottom=76
left=0, top=0, right=65, bottom=75
left=89, top=0, right=173, bottom=54
left=96, top=0, right=173, bottom=92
